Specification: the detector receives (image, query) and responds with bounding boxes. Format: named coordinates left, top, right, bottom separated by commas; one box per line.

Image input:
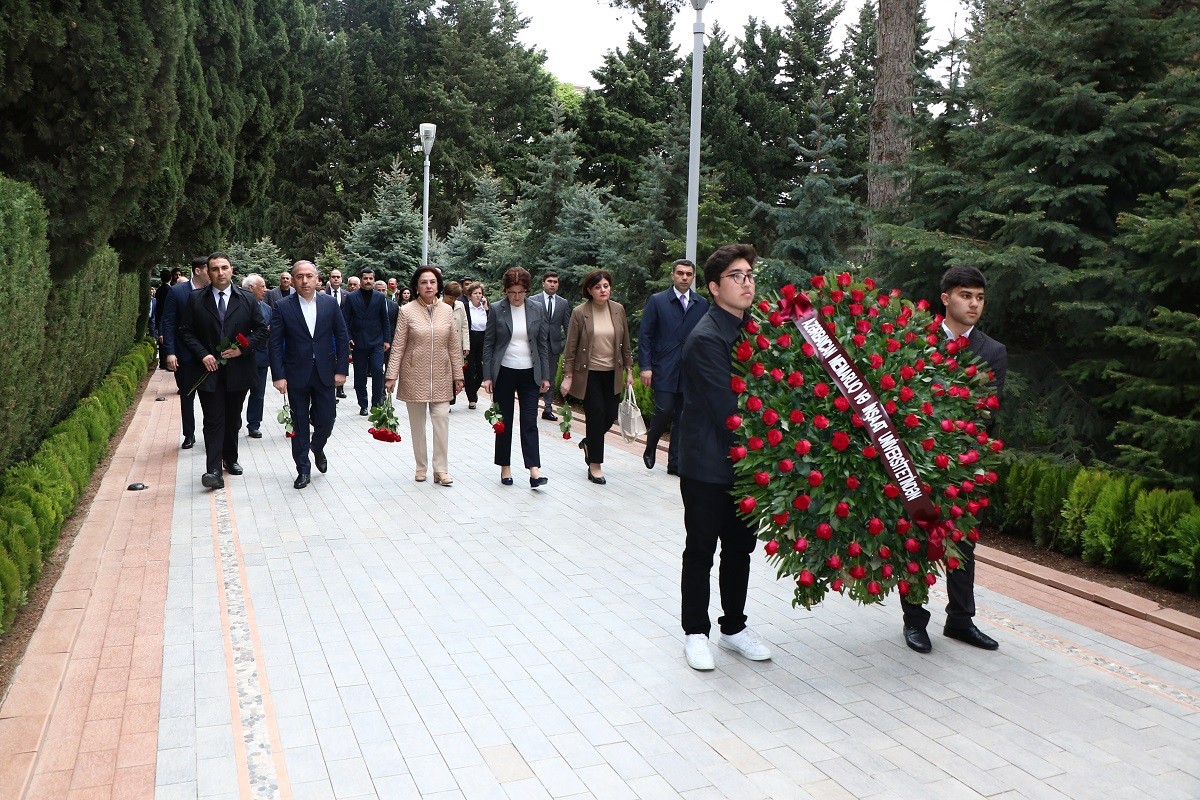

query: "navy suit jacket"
left=638, top=288, right=708, bottom=393
left=178, top=285, right=268, bottom=393
left=161, top=280, right=203, bottom=362
left=269, top=293, right=351, bottom=389
left=483, top=299, right=553, bottom=386
left=254, top=301, right=272, bottom=368
left=342, top=290, right=392, bottom=350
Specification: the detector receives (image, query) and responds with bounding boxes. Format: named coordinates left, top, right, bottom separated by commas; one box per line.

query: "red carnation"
left=921, top=401, right=934, bottom=415
left=790, top=409, right=805, bottom=424
left=900, top=366, right=916, bottom=381
left=862, top=445, right=877, bottom=458
left=898, top=386, right=915, bottom=402
left=831, top=431, right=850, bottom=451
left=921, top=437, right=935, bottom=451
left=833, top=396, right=850, bottom=412
left=814, top=382, right=830, bottom=398
left=884, top=401, right=897, bottom=415
left=886, top=338, right=901, bottom=352
left=781, top=283, right=797, bottom=299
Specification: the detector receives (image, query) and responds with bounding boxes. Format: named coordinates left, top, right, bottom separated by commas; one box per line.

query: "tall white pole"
left=685, top=2, right=708, bottom=265
left=419, top=123, right=437, bottom=266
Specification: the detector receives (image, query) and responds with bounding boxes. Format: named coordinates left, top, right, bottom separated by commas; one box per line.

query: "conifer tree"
left=342, top=163, right=424, bottom=278
left=443, top=168, right=520, bottom=280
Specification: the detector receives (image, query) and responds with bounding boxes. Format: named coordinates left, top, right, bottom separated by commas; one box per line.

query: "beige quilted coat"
left=385, top=299, right=464, bottom=403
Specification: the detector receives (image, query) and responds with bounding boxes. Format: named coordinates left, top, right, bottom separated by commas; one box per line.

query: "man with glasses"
left=676, top=244, right=771, bottom=670
left=639, top=259, right=708, bottom=474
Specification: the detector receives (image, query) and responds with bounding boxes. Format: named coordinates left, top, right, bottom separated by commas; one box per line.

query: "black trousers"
left=287, top=379, right=337, bottom=475
left=493, top=366, right=540, bottom=469
left=645, top=388, right=683, bottom=470
left=680, top=477, right=755, bottom=637
left=541, top=353, right=562, bottom=411
left=173, top=360, right=200, bottom=439
left=582, top=370, right=618, bottom=465
left=354, top=344, right=386, bottom=410
left=197, top=379, right=248, bottom=475
left=245, top=362, right=268, bottom=431
left=900, top=539, right=977, bottom=630
left=466, top=329, right=485, bottom=403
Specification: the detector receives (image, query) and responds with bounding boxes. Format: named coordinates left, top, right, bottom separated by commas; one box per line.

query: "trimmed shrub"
left=1082, top=475, right=1145, bottom=568
left=1032, top=463, right=1079, bottom=548
left=1001, top=458, right=1055, bottom=537
left=1058, top=469, right=1111, bottom=557
left=0, top=549, right=21, bottom=633
left=1132, top=491, right=1199, bottom=590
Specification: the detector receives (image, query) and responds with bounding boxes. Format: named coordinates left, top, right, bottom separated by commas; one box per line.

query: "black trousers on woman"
left=494, top=366, right=541, bottom=468
left=466, top=329, right=485, bottom=404
left=581, top=370, right=618, bottom=465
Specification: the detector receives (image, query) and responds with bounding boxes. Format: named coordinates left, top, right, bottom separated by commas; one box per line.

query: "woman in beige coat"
left=385, top=267, right=465, bottom=486
left=560, top=269, right=633, bottom=485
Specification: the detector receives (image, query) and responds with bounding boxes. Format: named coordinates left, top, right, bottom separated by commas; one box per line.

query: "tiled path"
left=2, top=369, right=1199, bottom=799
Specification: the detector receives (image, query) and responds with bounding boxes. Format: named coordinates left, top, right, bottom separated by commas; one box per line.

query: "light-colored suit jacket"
left=385, top=299, right=464, bottom=403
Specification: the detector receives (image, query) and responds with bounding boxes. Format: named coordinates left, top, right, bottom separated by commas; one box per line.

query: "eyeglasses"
left=721, top=271, right=755, bottom=285
left=506, top=289, right=527, bottom=296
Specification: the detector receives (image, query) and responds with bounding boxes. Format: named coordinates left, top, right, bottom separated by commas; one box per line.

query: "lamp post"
left=419, top=122, right=437, bottom=266
left=684, top=0, right=709, bottom=265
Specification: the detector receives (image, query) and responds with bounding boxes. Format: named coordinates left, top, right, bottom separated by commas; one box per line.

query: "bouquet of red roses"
left=368, top=395, right=402, bottom=442
left=730, top=270, right=1002, bottom=609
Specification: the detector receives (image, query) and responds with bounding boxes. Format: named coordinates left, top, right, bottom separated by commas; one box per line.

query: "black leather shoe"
left=247, top=429, right=263, bottom=439
left=359, top=407, right=368, bottom=416
left=336, top=389, right=347, bottom=398
left=542, top=411, right=558, bottom=421
left=294, top=473, right=310, bottom=489
left=944, top=624, right=999, bottom=650
left=312, top=449, right=328, bottom=474
left=586, top=469, right=606, bottom=485
left=579, top=438, right=589, bottom=465
left=223, top=462, right=243, bottom=476
left=904, top=626, right=932, bottom=653
left=201, top=472, right=224, bottom=490
left=643, top=448, right=656, bottom=470
left=182, top=436, right=195, bottom=449
left=530, top=476, right=548, bottom=489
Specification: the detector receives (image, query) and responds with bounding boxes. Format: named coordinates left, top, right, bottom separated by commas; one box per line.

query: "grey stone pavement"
left=158, top=385, right=1200, bottom=800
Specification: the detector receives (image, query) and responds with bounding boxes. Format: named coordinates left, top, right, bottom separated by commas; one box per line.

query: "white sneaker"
left=684, top=634, right=715, bottom=671
left=718, top=627, right=772, bottom=661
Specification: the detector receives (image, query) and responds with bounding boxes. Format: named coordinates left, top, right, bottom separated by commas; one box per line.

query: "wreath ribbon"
left=785, top=291, right=950, bottom=555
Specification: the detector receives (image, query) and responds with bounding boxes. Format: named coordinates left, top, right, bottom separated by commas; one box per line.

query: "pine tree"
left=443, top=168, right=519, bottom=280
left=515, top=106, right=584, bottom=263
left=342, top=162, right=424, bottom=279
left=227, top=237, right=289, bottom=281
left=833, top=0, right=876, bottom=203
left=541, top=184, right=629, bottom=296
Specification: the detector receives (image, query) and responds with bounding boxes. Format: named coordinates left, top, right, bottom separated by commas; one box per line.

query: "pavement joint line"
left=210, top=482, right=289, bottom=798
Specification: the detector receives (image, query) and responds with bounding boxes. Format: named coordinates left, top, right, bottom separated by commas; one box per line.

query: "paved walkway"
left=1, top=369, right=1198, bottom=799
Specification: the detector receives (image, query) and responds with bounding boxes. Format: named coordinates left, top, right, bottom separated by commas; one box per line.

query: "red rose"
left=898, top=581, right=910, bottom=596
left=778, top=459, right=794, bottom=473
left=730, top=376, right=747, bottom=393
left=830, top=289, right=844, bottom=303
left=934, top=454, right=950, bottom=469
left=900, top=365, right=916, bottom=381
left=831, top=431, right=850, bottom=451
left=939, top=419, right=955, bottom=432
left=562, top=432, right=571, bottom=440
left=236, top=333, right=250, bottom=348
left=837, top=272, right=852, bottom=287
left=754, top=471, right=771, bottom=487
left=930, top=351, right=944, bottom=364
left=776, top=334, right=792, bottom=348
left=790, top=409, right=805, bottom=424
left=965, top=364, right=978, bottom=378
left=831, top=578, right=844, bottom=593
left=921, top=437, right=935, bottom=451
left=884, top=401, right=897, bottom=414
left=921, top=401, right=934, bottom=415
left=827, top=554, right=843, bottom=569
left=765, top=540, right=779, bottom=556
left=906, top=561, right=920, bottom=573
left=904, top=538, right=921, bottom=553
left=285, top=431, right=296, bottom=439
left=947, top=556, right=961, bottom=570
left=862, top=445, right=877, bottom=458
left=782, top=283, right=797, bottom=299
left=756, top=335, right=771, bottom=350
left=811, top=275, right=826, bottom=289
left=880, top=374, right=896, bottom=390
left=794, top=536, right=809, bottom=552
left=769, top=312, right=786, bottom=326
left=925, top=573, right=938, bottom=586
left=758, top=300, right=772, bottom=313
left=879, top=545, right=892, bottom=558
left=847, top=541, right=863, bottom=557
left=881, top=323, right=894, bottom=334
left=729, top=445, right=748, bottom=462
left=867, top=581, right=882, bottom=595
left=986, top=395, right=1000, bottom=409
left=821, top=305, right=835, bottom=318
left=849, top=303, right=864, bottom=317
left=896, top=518, right=912, bottom=534
left=808, top=470, right=823, bottom=487
left=772, top=512, right=789, bottom=527
left=798, top=569, right=815, bottom=587
left=834, top=502, right=850, bottom=518
left=769, top=368, right=784, bottom=382
left=881, top=565, right=894, bottom=578
left=886, top=338, right=901, bottom=352
left=868, top=354, right=884, bottom=369
left=746, top=396, right=763, bottom=412
left=883, top=484, right=900, bottom=499
left=750, top=362, right=766, bottom=378
left=852, top=334, right=866, bottom=348
left=990, top=440, right=1004, bottom=453
left=945, top=485, right=960, bottom=498
left=794, top=439, right=811, bottom=455
left=849, top=565, right=867, bottom=579
left=932, top=382, right=945, bottom=396
left=801, top=342, right=816, bottom=357
left=736, top=340, right=754, bottom=360
left=903, top=414, right=920, bottom=429
left=814, top=382, right=830, bottom=398
left=787, top=371, right=804, bottom=387
left=738, top=496, right=757, bottom=514
left=766, top=429, right=783, bottom=446
left=793, top=494, right=811, bottom=510
left=916, top=298, right=930, bottom=310
left=867, top=518, right=885, bottom=536
left=898, top=386, right=915, bottom=402
left=745, top=319, right=760, bottom=334
left=846, top=475, right=860, bottom=489
left=762, top=408, right=780, bottom=425
left=813, top=415, right=829, bottom=429
left=493, top=421, right=505, bottom=434
left=748, top=437, right=764, bottom=450
left=726, top=414, right=742, bottom=431
left=865, top=277, right=877, bottom=290
left=961, top=479, right=976, bottom=493
left=833, top=396, right=850, bottom=412
left=855, top=319, right=871, bottom=334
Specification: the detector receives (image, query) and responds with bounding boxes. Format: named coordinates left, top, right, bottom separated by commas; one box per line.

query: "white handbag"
left=618, top=383, right=647, bottom=443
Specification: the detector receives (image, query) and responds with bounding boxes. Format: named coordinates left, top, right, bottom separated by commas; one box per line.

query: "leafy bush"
left=1131, top=491, right=1198, bottom=589
left=1082, top=475, right=1145, bottom=568
left=1032, top=463, right=1079, bottom=548
left=1058, top=469, right=1111, bottom=556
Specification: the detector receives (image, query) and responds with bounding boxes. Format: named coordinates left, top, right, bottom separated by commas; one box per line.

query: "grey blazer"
left=483, top=299, right=553, bottom=386
left=531, top=291, right=570, bottom=356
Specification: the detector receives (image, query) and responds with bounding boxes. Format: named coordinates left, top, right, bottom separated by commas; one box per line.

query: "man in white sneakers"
left=676, top=244, right=771, bottom=670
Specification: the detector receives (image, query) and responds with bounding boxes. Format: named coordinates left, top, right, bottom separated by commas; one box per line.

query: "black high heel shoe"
left=530, top=476, right=548, bottom=489
left=586, top=469, right=606, bottom=485
left=500, top=476, right=514, bottom=486
left=579, top=437, right=589, bottom=465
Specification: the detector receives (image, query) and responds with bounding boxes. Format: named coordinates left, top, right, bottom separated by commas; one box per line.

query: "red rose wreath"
left=729, top=271, right=1003, bottom=609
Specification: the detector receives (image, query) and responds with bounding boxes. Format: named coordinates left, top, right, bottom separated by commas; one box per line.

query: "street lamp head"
left=419, top=123, right=437, bottom=155
left=691, top=0, right=709, bottom=10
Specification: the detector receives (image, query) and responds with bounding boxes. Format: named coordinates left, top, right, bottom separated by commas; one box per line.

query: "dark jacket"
left=638, top=287, right=708, bottom=393
left=676, top=304, right=747, bottom=486
left=161, top=280, right=202, bottom=362
left=342, top=289, right=392, bottom=350
left=178, top=285, right=268, bottom=393
left=269, top=292, right=351, bottom=389
left=254, top=301, right=272, bottom=368
left=562, top=301, right=633, bottom=399
left=483, top=299, right=553, bottom=386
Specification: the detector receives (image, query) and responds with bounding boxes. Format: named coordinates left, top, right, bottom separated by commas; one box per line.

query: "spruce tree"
left=443, top=168, right=519, bottom=280
left=342, top=162, right=424, bottom=279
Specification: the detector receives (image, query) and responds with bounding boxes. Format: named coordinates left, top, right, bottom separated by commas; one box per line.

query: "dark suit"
left=464, top=301, right=489, bottom=404
left=484, top=299, right=552, bottom=469
left=161, top=279, right=205, bottom=440
left=245, top=301, right=272, bottom=434
left=269, top=293, right=351, bottom=475
left=901, top=325, right=1008, bottom=633
left=342, top=289, right=391, bottom=411
left=266, top=286, right=294, bottom=307
left=676, top=304, right=755, bottom=638
left=178, top=285, right=268, bottom=475
left=326, top=286, right=349, bottom=309
left=531, top=291, right=570, bottom=411
left=639, top=287, right=708, bottom=471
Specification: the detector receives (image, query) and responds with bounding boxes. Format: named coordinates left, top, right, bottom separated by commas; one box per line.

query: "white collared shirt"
left=942, top=321, right=974, bottom=341
left=299, top=293, right=318, bottom=336
left=674, top=288, right=689, bottom=311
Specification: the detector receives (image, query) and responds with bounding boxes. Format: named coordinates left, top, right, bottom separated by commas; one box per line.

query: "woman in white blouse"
left=464, top=283, right=489, bottom=409
left=483, top=268, right=552, bottom=488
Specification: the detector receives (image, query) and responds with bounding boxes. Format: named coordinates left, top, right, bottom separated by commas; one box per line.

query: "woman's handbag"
left=618, top=383, right=647, bottom=443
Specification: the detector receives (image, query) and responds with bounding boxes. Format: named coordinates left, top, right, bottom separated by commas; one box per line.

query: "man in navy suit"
left=341, top=268, right=391, bottom=416
left=161, top=256, right=211, bottom=449
left=902, top=265, right=1008, bottom=656
left=270, top=260, right=351, bottom=489
left=531, top=271, right=569, bottom=419
left=241, top=274, right=272, bottom=438
left=178, top=252, right=268, bottom=489
left=639, top=259, right=709, bottom=474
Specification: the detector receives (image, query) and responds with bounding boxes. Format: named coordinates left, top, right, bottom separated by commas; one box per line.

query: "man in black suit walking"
left=161, top=256, right=210, bottom=449
left=531, top=271, right=569, bottom=419
left=341, top=268, right=391, bottom=415
left=178, top=252, right=268, bottom=489
left=270, top=261, right=351, bottom=489
left=265, top=271, right=293, bottom=307
left=639, top=259, right=708, bottom=474
left=902, top=265, right=1008, bottom=655
left=241, top=274, right=272, bottom=438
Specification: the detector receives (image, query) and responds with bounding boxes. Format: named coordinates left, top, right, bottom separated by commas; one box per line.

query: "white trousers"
left=406, top=401, right=450, bottom=474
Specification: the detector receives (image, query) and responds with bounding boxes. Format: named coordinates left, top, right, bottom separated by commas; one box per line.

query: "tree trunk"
left=868, top=0, right=917, bottom=209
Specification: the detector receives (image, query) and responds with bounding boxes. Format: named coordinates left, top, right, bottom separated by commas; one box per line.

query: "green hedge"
left=989, top=454, right=1200, bottom=595
left=0, top=339, right=155, bottom=634
left=0, top=176, right=140, bottom=476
